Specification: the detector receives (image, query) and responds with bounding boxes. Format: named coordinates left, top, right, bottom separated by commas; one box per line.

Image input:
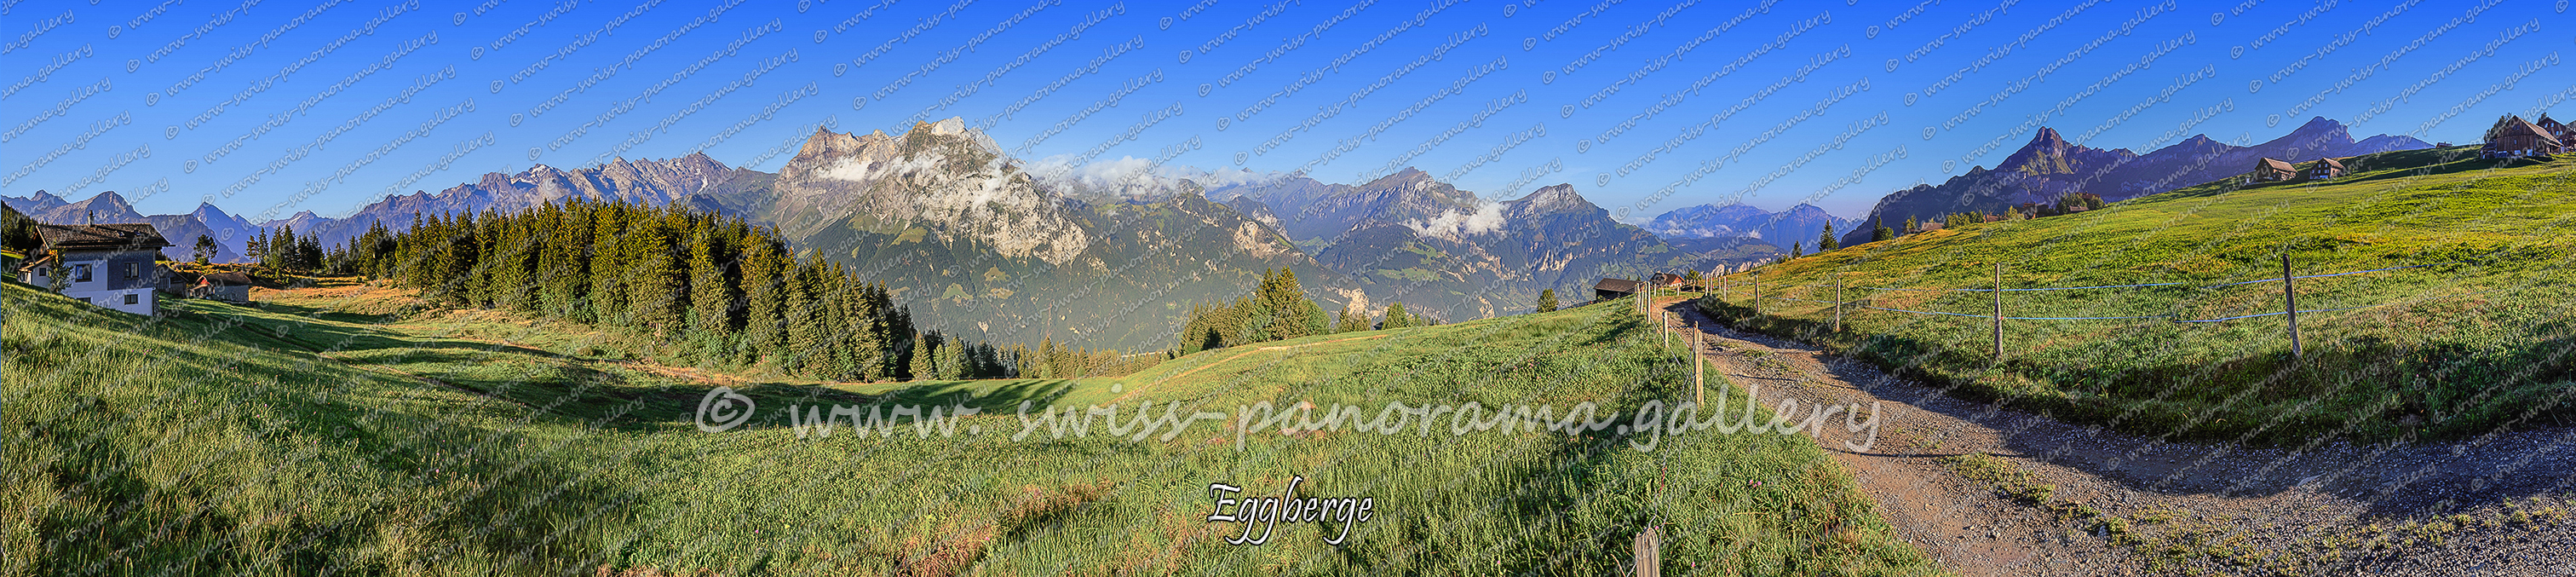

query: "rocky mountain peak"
left=1508, top=183, right=1596, bottom=218
left=1998, top=127, right=2079, bottom=176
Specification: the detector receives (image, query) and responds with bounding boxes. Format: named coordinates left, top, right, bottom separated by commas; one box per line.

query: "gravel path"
left=1659, top=297, right=2576, bottom=576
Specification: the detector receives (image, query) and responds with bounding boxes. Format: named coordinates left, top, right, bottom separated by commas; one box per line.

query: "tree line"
left=1171, top=268, right=1434, bottom=355
left=323, top=199, right=1145, bottom=382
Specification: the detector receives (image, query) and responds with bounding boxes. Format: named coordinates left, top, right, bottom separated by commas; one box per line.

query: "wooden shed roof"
left=35, top=223, right=170, bottom=251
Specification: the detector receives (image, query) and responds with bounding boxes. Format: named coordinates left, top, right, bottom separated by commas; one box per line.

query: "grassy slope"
left=5, top=281, right=1936, bottom=576
left=1700, top=147, right=2575, bottom=442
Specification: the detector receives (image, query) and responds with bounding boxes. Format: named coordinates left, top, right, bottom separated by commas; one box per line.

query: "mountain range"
left=1837, top=117, right=2430, bottom=246
left=1644, top=202, right=1859, bottom=252
left=1, top=114, right=2429, bottom=349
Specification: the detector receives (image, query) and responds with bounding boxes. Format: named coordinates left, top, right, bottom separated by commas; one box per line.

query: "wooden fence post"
left=1832, top=274, right=1844, bottom=333
left=1992, top=262, right=2004, bottom=359
left=2284, top=253, right=2301, bottom=359
left=1693, top=331, right=1705, bottom=407
left=1633, top=525, right=1662, bottom=577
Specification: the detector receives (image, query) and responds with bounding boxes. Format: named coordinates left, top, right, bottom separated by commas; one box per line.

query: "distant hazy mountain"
left=1839, top=117, right=2430, bottom=247
left=786, top=119, right=1362, bottom=349
left=260, top=152, right=769, bottom=251
left=1646, top=202, right=1858, bottom=251
left=1210, top=175, right=1715, bottom=321
left=0, top=191, right=251, bottom=263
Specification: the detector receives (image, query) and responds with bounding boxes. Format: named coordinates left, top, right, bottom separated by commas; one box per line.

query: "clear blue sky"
left=3, top=0, right=2568, bottom=223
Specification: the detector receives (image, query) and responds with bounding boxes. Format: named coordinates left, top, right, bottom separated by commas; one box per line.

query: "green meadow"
left=4, top=280, right=1937, bottom=575
left=1701, top=147, right=2575, bottom=443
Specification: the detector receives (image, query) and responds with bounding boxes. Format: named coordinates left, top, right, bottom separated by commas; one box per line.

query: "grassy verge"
left=1700, top=149, right=2575, bottom=443
left=5, top=282, right=1940, bottom=575
left=1941, top=453, right=2576, bottom=575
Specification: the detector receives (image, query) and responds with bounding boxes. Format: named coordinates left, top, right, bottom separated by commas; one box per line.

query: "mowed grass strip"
left=1700, top=148, right=2576, bottom=443
left=6, top=281, right=1939, bottom=576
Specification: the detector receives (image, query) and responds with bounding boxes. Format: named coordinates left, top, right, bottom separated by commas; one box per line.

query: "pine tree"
left=1818, top=222, right=1839, bottom=251
left=1905, top=215, right=1919, bottom=234
left=538, top=203, right=593, bottom=322
left=687, top=222, right=737, bottom=335
left=908, top=333, right=934, bottom=381
left=792, top=256, right=840, bottom=375
left=268, top=224, right=296, bottom=271
left=936, top=335, right=966, bottom=379
left=589, top=204, right=630, bottom=326
left=739, top=234, right=789, bottom=363
left=1334, top=303, right=1370, bottom=333
left=1791, top=242, right=1803, bottom=259
left=1382, top=303, right=1413, bottom=329
left=624, top=212, right=684, bottom=336
left=1536, top=289, right=1559, bottom=313
left=1872, top=217, right=1895, bottom=242
left=246, top=228, right=268, bottom=268
left=193, top=234, right=218, bottom=264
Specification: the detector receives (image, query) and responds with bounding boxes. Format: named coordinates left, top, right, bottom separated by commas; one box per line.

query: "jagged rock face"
left=0, top=190, right=258, bottom=262
left=1213, top=168, right=1484, bottom=245
left=1839, top=117, right=2432, bottom=247
left=776, top=120, right=1090, bottom=265
left=11, top=190, right=146, bottom=224
left=1232, top=176, right=1699, bottom=322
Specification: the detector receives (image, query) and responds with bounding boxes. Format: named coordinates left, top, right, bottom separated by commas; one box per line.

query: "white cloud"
left=1027, top=156, right=1284, bottom=199
left=817, top=153, right=943, bottom=182
left=1407, top=201, right=1508, bottom=239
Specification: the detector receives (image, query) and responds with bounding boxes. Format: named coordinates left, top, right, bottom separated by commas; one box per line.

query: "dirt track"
left=1658, top=297, right=2576, bottom=575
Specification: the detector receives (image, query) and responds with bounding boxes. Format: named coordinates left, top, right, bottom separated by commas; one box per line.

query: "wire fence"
left=1704, top=257, right=2508, bottom=356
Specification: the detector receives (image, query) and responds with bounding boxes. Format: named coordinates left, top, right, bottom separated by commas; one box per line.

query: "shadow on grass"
left=1688, top=297, right=2576, bottom=518
left=10, top=285, right=646, bottom=575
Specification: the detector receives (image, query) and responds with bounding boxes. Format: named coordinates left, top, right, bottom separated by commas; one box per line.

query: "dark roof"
left=197, top=271, right=255, bottom=286
left=1594, top=278, right=1644, bottom=293
left=2313, top=157, right=2345, bottom=170
left=2487, top=116, right=2563, bottom=146
left=36, top=223, right=170, bottom=251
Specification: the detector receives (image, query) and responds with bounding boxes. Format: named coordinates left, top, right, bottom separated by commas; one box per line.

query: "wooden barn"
left=2251, top=158, right=2297, bottom=182
left=1593, top=278, right=1644, bottom=301
left=2303, top=157, right=2346, bottom=180
left=2483, top=114, right=2566, bottom=159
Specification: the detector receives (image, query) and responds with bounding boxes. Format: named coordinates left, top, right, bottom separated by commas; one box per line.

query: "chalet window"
left=73, top=264, right=90, bottom=282
left=127, top=263, right=140, bottom=279
left=124, top=293, right=139, bottom=305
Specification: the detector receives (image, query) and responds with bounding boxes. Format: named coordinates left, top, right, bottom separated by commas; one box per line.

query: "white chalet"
left=19, top=223, right=172, bottom=315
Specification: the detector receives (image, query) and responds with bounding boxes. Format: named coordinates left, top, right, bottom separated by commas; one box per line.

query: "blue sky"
left=3, top=0, right=2567, bottom=223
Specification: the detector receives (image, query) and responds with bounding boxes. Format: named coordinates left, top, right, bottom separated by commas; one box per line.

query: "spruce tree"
left=1872, top=217, right=1895, bottom=242
left=1335, top=303, right=1370, bottom=333
left=246, top=229, right=267, bottom=268
left=1818, top=222, right=1839, bottom=251
left=193, top=234, right=218, bottom=264
left=538, top=203, right=594, bottom=322
left=624, top=212, right=684, bottom=336
left=1382, top=303, right=1413, bottom=329
left=589, top=204, right=630, bottom=326
left=1536, top=289, right=1559, bottom=313
left=687, top=221, right=737, bottom=335
left=739, top=235, right=789, bottom=363
left=268, top=224, right=296, bottom=271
